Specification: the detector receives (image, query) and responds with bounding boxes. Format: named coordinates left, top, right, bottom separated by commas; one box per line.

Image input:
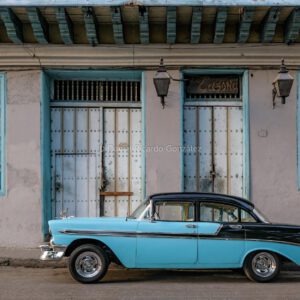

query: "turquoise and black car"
left=40, top=193, right=300, bottom=283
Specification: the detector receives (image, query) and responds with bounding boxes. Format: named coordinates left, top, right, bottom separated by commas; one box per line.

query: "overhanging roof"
left=1, top=0, right=300, bottom=6
left=0, top=5, right=300, bottom=45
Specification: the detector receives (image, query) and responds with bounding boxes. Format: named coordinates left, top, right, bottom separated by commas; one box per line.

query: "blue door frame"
left=40, top=69, right=146, bottom=237
left=180, top=69, right=250, bottom=199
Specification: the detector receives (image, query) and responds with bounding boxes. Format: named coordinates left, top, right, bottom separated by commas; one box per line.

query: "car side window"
left=154, top=201, right=195, bottom=222
left=200, top=202, right=239, bottom=223
left=240, top=209, right=257, bottom=223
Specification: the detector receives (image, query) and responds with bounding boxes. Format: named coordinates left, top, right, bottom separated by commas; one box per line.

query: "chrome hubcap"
left=75, top=251, right=102, bottom=278
left=252, top=252, right=277, bottom=278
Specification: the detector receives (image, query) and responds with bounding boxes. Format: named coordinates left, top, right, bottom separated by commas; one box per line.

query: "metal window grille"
left=185, top=76, right=241, bottom=101
left=52, top=80, right=141, bottom=102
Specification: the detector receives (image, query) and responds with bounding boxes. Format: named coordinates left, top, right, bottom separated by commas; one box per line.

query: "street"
left=1, top=267, right=300, bottom=300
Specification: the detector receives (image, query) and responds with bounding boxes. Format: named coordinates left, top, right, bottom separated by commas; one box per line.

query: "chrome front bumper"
left=39, top=244, right=66, bottom=261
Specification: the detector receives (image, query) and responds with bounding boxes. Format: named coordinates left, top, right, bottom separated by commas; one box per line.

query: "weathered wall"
left=0, top=70, right=42, bottom=247
left=249, top=70, right=300, bottom=224
left=145, top=70, right=182, bottom=194
left=1, top=67, right=300, bottom=249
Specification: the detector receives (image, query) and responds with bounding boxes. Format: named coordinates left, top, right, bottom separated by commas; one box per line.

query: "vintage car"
left=40, top=193, right=300, bottom=283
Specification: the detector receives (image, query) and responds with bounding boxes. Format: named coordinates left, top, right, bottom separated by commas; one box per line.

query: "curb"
left=0, top=257, right=299, bottom=271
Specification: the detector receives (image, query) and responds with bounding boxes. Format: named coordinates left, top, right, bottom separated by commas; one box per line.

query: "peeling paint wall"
left=249, top=70, right=300, bottom=224
left=0, top=70, right=42, bottom=247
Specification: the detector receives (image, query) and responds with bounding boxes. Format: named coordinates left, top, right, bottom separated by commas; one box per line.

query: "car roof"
left=148, top=192, right=254, bottom=210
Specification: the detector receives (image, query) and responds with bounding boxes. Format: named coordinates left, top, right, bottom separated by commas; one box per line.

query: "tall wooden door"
left=51, top=107, right=103, bottom=218
left=51, top=107, right=142, bottom=218
left=183, top=105, right=244, bottom=197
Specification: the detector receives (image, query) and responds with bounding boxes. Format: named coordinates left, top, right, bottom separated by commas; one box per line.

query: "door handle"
left=229, top=224, right=243, bottom=230
left=185, top=224, right=197, bottom=229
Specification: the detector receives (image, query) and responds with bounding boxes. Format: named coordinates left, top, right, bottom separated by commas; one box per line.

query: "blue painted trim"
left=141, top=72, right=147, bottom=198
left=3, top=0, right=300, bottom=6
left=0, top=73, right=6, bottom=197
left=180, top=71, right=185, bottom=192
left=40, top=71, right=51, bottom=237
left=181, top=68, right=250, bottom=199
left=242, top=70, right=250, bottom=199
left=297, top=72, right=300, bottom=190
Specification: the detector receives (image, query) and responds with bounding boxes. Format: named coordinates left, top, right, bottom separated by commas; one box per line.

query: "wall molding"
left=1, top=44, right=300, bottom=68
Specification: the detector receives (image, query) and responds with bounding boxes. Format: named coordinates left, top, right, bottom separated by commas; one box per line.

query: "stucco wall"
left=145, top=70, right=182, bottom=194
left=249, top=70, right=300, bottom=224
left=0, top=70, right=42, bottom=247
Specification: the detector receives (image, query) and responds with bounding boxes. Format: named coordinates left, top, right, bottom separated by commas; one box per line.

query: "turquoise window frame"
left=180, top=68, right=250, bottom=200
left=0, top=73, right=6, bottom=196
left=297, top=72, right=300, bottom=190
left=40, top=69, right=145, bottom=237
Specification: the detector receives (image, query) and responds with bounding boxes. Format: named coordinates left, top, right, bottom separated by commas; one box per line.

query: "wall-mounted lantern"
left=153, top=58, right=171, bottom=108
left=272, top=59, right=294, bottom=108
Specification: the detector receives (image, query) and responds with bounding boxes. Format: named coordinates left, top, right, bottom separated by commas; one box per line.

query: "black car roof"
left=148, top=192, right=254, bottom=210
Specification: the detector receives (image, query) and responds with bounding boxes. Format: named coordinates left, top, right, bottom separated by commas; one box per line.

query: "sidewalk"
left=0, top=247, right=299, bottom=271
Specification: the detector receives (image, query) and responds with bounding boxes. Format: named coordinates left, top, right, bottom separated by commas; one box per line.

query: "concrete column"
left=145, top=70, right=181, bottom=195
left=0, top=70, right=42, bottom=247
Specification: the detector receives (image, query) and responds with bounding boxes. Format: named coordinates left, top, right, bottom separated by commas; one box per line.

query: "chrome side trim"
left=59, top=229, right=300, bottom=247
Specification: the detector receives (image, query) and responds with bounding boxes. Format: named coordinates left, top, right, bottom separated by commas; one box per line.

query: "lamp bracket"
left=272, top=84, right=277, bottom=109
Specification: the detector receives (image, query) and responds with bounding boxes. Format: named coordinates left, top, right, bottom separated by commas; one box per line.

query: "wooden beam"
left=285, top=8, right=300, bottom=44
left=139, top=6, right=149, bottom=44
left=237, top=7, right=255, bottom=43
left=214, top=8, right=227, bottom=44
left=190, top=7, right=202, bottom=44
left=82, top=7, right=99, bottom=46
left=100, top=192, right=133, bottom=197
left=0, top=8, right=23, bottom=44
left=111, top=6, right=124, bottom=44
left=27, top=7, right=48, bottom=44
left=167, top=6, right=176, bottom=44
left=55, top=7, right=73, bottom=45
left=261, top=7, right=280, bottom=43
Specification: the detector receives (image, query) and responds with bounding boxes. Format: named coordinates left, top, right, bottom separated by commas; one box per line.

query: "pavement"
left=1, top=266, right=300, bottom=300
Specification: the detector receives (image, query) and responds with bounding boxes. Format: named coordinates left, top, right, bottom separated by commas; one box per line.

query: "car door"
left=136, top=200, right=198, bottom=266
left=197, top=201, right=246, bottom=267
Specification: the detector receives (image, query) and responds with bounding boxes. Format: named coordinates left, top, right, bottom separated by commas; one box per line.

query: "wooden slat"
left=261, top=7, right=280, bottom=43
left=55, top=7, right=73, bottom=45
left=111, top=6, right=124, bottom=44
left=190, top=7, right=202, bottom=44
left=237, top=7, right=255, bottom=43
left=285, top=8, right=300, bottom=44
left=167, top=6, right=176, bottom=44
left=27, top=7, right=48, bottom=44
left=139, top=6, right=149, bottom=44
left=214, top=7, right=227, bottom=44
left=0, top=8, right=23, bottom=44
left=82, top=7, right=99, bottom=45
left=100, top=191, right=133, bottom=196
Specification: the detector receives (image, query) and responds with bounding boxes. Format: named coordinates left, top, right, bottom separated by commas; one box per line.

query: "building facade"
left=0, top=2, right=300, bottom=248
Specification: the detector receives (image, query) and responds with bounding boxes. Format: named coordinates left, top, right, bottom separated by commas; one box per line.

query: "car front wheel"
left=68, top=244, right=109, bottom=283
left=243, top=251, right=281, bottom=282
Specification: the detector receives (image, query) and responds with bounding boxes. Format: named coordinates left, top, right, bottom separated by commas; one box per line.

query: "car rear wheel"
left=68, top=244, right=109, bottom=283
left=243, top=251, right=281, bottom=282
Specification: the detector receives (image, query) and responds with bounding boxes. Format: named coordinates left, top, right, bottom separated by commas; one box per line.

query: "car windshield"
left=253, top=208, right=270, bottom=223
left=129, top=200, right=150, bottom=219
